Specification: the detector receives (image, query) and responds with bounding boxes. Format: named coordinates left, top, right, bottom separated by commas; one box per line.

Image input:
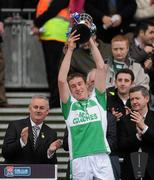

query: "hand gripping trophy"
left=67, top=12, right=96, bottom=44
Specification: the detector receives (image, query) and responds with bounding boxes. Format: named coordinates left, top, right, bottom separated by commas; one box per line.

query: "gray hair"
left=30, top=95, right=49, bottom=108
left=129, top=85, right=149, bottom=97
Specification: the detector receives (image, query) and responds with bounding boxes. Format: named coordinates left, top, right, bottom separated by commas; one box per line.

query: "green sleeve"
left=61, top=96, right=72, bottom=120
left=95, top=89, right=107, bottom=110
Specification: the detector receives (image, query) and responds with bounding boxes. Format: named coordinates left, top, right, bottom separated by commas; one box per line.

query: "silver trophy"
left=68, top=12, right=96, bottom=44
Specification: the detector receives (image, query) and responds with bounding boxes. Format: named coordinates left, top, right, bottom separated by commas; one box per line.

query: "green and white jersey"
left=62, top=89, right=110, bottom=160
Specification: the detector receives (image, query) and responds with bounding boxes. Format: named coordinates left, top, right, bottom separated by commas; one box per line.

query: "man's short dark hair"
left=115, top=68, right=135, bottom=82
left=67, top=72, right=86, bottom=84
left=134, top=20, right=154, bottom=37
left=129, top=85, right=149, bottom=97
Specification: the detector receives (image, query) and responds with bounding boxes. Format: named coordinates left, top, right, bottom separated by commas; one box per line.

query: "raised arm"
left=58, top=32, right=80, bottom=103
left=89, top=37, right=106, bottom=93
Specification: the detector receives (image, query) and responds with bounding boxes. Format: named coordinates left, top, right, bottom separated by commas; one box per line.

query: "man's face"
left=130, top=91, right=149, bottom=112
left=115, top=73, right=133, bottom=95
left=142, top=25, right=154, bottom=45
left=111, top=41, right=129, bottom=61
left=29, top=98, right=49, bottom=125
left=69, top=77, right=88, bottom=100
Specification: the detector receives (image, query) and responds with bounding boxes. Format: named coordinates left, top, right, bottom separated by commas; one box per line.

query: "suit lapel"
left=144, top=111, right=151, bottom=125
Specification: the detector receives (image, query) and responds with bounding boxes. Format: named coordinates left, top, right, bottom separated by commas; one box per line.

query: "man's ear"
left=131, top=81, right=135, bottom=88
left=146, top=96, right=150, bottom=104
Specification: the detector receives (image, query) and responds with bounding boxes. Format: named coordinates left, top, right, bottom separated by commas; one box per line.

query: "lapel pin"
left=41, top=133, right=45, bottom=139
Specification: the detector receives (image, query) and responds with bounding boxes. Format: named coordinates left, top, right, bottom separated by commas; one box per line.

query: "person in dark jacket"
left=107, top=68, right=134, bottom=121
left=117, top=85, right=154, bottom=180
left=32, top=0, right=70, bottom=108
left=129, top=20, right=154, bottom=110
left=84, top=0, right=137, bottom=43
left=2, top=95, right=61, bottom=164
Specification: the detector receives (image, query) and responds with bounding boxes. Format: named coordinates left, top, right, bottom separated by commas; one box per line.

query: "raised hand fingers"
left=130, top=111, right=143, bottom=123
left=69, top=29, right=77, bottom=37
left=21, top=127, right=29, bottom=145
left=111, top=107, right=123, bottom=121
left=67, top=31, right=80, bottom=50
left=21, top=127, right=29, bottom=134
left=68, top=31, right=80, bottom=42
left=125, top=106, right=131, bottom=115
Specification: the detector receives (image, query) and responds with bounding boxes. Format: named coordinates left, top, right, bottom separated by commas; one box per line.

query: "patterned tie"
left=32, top=125, right=40, bottom=148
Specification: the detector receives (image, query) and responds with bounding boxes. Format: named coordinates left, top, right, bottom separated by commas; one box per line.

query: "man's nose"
left=76, top=85, right=80, bottom=90
left=117, top=49, right=121, bottom=54
left=121, top=80, right=125, bottom=85
left=131, top=99, right=137, bottom=104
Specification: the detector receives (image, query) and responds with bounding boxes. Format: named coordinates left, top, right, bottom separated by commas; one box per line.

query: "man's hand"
left=47, top=139, right=62, bottom=155
left=111, top=107, right=123, bottom=121
left=130, top=111, right=146, bottom=130
left=144, top=46, right=154, bottom=54
left=31, top=26, right=40, bottom=35
left=21, top=127, right=29, bottom=145
left=67, top=30, right=80, bottom=50
left=144, top=59, right=153, bottom=70
left=125, top=106, right=132, bottom=115
left=111, top=14, right=122, bottom=27
left=63, top=31, right=80, bottom=54
left=0, top=22, right=4, bottom=34
left=102, top=16, right=112, bottom=28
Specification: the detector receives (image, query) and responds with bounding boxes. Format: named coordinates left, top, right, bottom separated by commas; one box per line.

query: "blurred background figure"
left=84, top=0, right=137, bottom=43
left=105, top=34, right=150, bottom=89
left=69, top=33, right=111, bottom=76
left=32, top=0, right=70, bottom=108
left=134, top=0, right=154, bottom=22
left=1, top=0, right=38, bottom=19
left=129, top=20, right=154, bottom=110
left=2, top=0, right=37, bottom=9
left=69, top=0, right=85, bottom=13
left=0, top=2, right=8, bottom=107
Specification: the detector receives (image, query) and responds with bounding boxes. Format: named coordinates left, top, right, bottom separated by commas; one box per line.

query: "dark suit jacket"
left=0, top=2, right=3, bottom=43
left=2, top=117, right=57, bottom=164
left=107, top=87, right=131, bottom=116
left=117, top=110, right=154, bottom=180
left=84, top=0, right=137, bottom=43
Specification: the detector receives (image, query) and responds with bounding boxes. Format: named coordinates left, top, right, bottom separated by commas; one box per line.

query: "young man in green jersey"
left=58, top=31, right=114, bottom=180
